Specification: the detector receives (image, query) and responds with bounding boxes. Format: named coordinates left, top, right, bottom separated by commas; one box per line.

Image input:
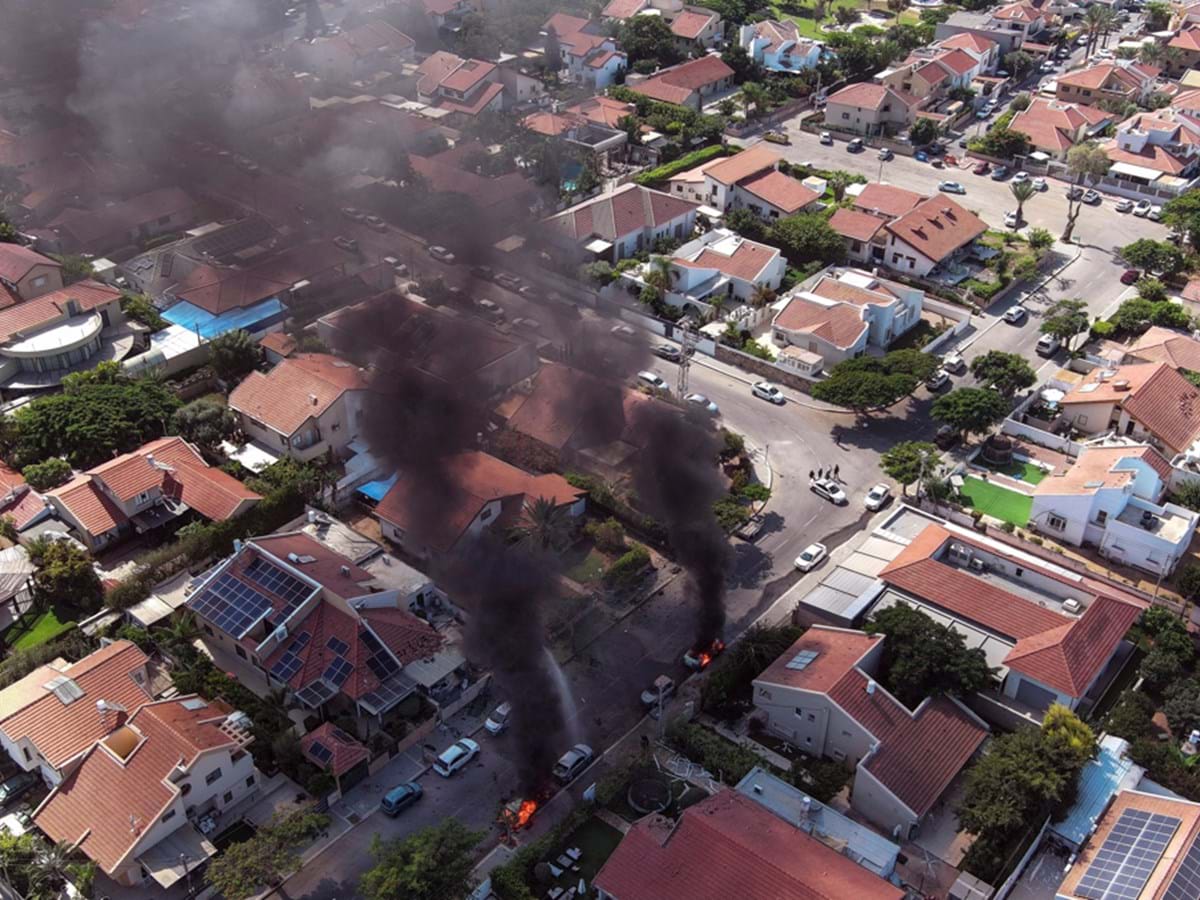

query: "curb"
left=689, top=353, right=846, bottom=413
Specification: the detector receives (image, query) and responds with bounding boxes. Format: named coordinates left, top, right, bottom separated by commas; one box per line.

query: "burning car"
left=683, top=639, right=726, bottom=670
left=501, top=797, right=540, bottom=832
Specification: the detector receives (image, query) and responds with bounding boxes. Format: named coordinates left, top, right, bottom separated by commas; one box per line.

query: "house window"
left=842, top=112, right=849, bottom=120
left=805, top=736, right=813, bottom=745
left=480, top=508, right=493, bottom=522
left=807, top=713, right=816, bottom=721
left=31, top=276, right=46, bottom=288
left=1096, top=510, right=1108, bottom=525
left=161, top=809, right=176, bottom=824
left=205, top=768, right=223, bottom=786
left=232, top=750, right=246, bottom=764
left=1016, top=567, right=1024, bottom=577
left=841, top=730, right=852, bottom=738
left=223, top=791, right=233, bottom=804
left=1047, top=514, right=1067, bottom=531
left=832, top=749, right=846, bottom=762
left=135, top=491, right=151, bottom=505
left=246, top=775, right=256, bottom=788
left=22, top=747, right=30, bottom=763
left=235, top=645, right=247, bottom=660
left=180, top=783, right=191, bottom=796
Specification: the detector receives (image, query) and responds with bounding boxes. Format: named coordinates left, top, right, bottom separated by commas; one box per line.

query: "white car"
left=1133, top=200, right=1152, bottom=217
left=1012, top=171, right=1030, bottom=184
left=1036, top=333, right=1061, bottom=356
left=938, top=181, right=966, bottom=194
left=685, top=393, right=719, bottom=415
left=1004, top=210, right=1021, bottom=229
left=810, top=477, right=847, bottom=505
left=942, top=352, right=966, bottom=374
left=484, top=702, right=512, bottom=735
left=1115, top=198, right=1134, bottom=213
left=1149, top=206, right=1163, bottom=221
left=428, top=245, right=456, bottom=263
left=926, top=369, right=950, bottom=390
left=511, top=316, right=541, bottom=334
left=819, top=131, right=833, bottom=145
left=432, top=738, right=480, bottom=777
left=1003, top=305, right=1027, bottom=324
left=751, top=381, right=785, bottom=404
left=637, top=371, right=668, bottom=391
left=553, top=744, right=594, bottom=784
left=864, top=483, right=891, bottom=511
left=794, top=543, right=828, bottom=572
left=1032, top=177, right=1048, bottom=191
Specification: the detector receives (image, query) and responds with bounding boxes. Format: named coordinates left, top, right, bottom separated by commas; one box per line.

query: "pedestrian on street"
left=809, top=470, right=814, bottom=480
left=834, top=464, right=840, bottom=481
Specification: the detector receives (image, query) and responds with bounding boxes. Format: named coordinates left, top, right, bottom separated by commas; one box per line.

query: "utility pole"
left=676, top=324, right=697, bottom=397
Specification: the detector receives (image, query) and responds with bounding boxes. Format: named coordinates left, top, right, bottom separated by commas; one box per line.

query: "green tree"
left=1062, top=143, right=1111, bottom=242
left=1140, top=646, right=1184, bottom=691
left=958, top=725, right=1074, bottom=837
left=509, top=496, right=575, bottom=552
left=1136, top=278, right=1168, bottom=304
left=1110, top=297, right=1156, bottom=334
left=1144, top=0, right=1171, bottom=31
left=725, top=207, right=768, bottom=242
left=1153, top=300, right=1191, bottom=330
left=120, top=293, right=166, bottom=331
left=209, top=329, right=262, bottom=382
left=1041, top=704, right=1096, bottom=774
left=886, top=0, right=909, bottom=22
left=171, top=397, right=239, bottom=452
left=1027, top=227, right=1053, bottom=251
left=969, top=351, right=1036, bottom=398
left=206, top=810, right=329, bottom=900
left=722, top=42, right=759, bottom=84
left=1040, top=298, right=1089, bottom=350
left=931, top=388, right=1008, bottom=441
left=1106, top=690, right=1157, bottom=741
left=619, top=16, right=681, bottom=68
left=826, top=170, right=852, bottom=203
left=1162, top=190, right=1200, bottom=250
left=768, top=213, right=847, bottom=267
left=359, top=820, right=483, bottom=900
left=1121, top=238, right=1186, bottom=276
left=812, top=371, right=915, bottom=412
left=865, top=603, right=995, bottom=707
left=834, top=5, right=859, bottom=26
left=21, top=458, right=71, bottom=492
left=973, top=124, right=1031, bottom=160
left=1083, top=4, right=1118, bottom=58
left=1004, top=50, right=1036, bottom=78
left=0, top=213, right=18, bottom=244
left=880, top=441, right=940, bottom=496
left=29, top=538, right=102, bottom=613
left=910, top=117, right=940, bottom=146
left=1164, top=678, right=1200, bottom=737
left=1010, top=91, right=1032, bottom=112
left=1175, top=562, right=1200, bottom=600
left=1010, top=180, right=1036, bottom=224
left=740, top=81, right=769, bottom=119
left=53, top=254, right=92, bottom=285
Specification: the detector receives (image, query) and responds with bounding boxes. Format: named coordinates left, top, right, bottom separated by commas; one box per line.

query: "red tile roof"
left=809, top=276, right=898, bottom=307
left=145, top=437, right=261, bottom=522
left=0, top=641, right=150, bottom=769
left=0, top=244, right=59, bottom=284
left=259, top=331, right=297, bottom=358
left=375, top=450, right=584, bottom=553
left=602, top=0, right=646, bottom=17
left=671, top=8, right=718, bottom=39
left=828, top=82, right=917, bottom=111
left=757, top=627, right=882, bottom=693
left=0, top=463, right=25, bottom=496
left=48, top=476, right=128, bottom=537
left=90, top=454, right=161, bottom=503
left=675, top=237, right=780, bottom=282
left=301, top=722, right=369, bottom=777
left=936, top=48, right=978, bottom=77
left=885, top=196, right=988, bottom=265
left=250, top=532, right=375, bottom=601
left=853, top=184, right=923, bottom=218
left=701, top=145, right=780, bottom=186
left=938, top=32, right=997, bottom=55
left=629, top=55, right=735, bottom=105
left=1128, top=326, right=1200, bottom=371
left=829, top=207, right=887, bottom=242
left=229, top=353, right=369, bottom=437
left=34, top=696, right=241, bottom=876
left=0, top=280, right=120, bottom=345
left=0, top=488, right=46, bottom=531
left=736, top=169, right=820, bottom=214
left=1058, top=63, right=1147, bottom=93
left=994, top=2, right=1041, bottom=22
left=566, top=95, right=637, bottom=128
left=441, top=57, right=496, bottom=92
left=1170, top=27, right=1200, bottom=52
left=594, top=789, right=905, bottom=900
left=1116, top=364, right=1200, bottom=452
left=547, top=184, right=698, bottom=243
left=773, top=296, right=868, bottom=349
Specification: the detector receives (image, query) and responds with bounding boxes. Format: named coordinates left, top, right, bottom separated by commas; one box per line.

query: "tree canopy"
left=29, top=538, right=102, bottom=614
left=879, top=441, right=940, bottom=495
left=206, top=810, right=328, bottom=900
left=359, top=820, right=483, bottom=900
left=618, top=16, right=682, bottom=69
left=1121, top=238, right=1186, bottom=276
left=931, top=387, right=1008, bottom=439
left=969, top=351, right=1036, bottom=398
left=811, top=351, right=937, bottom=412
left=209, top=329, right=262, bottom=382
left=1040, top=298, right=1090, bottom=348
left=171, top=397, right=239, bottom=453
left=865, top=603, right=994, bottom=707
left=768, top=213, right=847, bottom=267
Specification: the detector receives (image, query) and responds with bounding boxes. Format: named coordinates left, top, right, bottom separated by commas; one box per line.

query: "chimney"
left=802, top=796, right=812, bottom=817
left=97, top=699, right=114, bottom=731
left=233, top=538, right=243, bottom=553
left=146, top=454, right=155, bottom=467
left=866, top=679, right=876, bottom=695
left=340, top=565, right=350, bottom=576
left=307, top=509, right=318, bottom=525
left=310, top=393, right=319, bottom=405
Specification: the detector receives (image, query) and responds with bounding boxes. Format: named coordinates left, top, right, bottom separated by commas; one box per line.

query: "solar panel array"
left=331, top=727, right=356, bottom=745
left=308, top=740, right=333, bottom=765
left=785, top=650, right=820, bottom=671
left=269, top=631, right=311, bottom=682
left=326, top=636, right=350, bottom=656
left=295, top=679, right=336, bottom=708
left=245, top=557, right=314, bottom=616
left=323, top=657, right=353, bottom=687
left=190, top=573, right=273, bottom=638
left=1076, top=809, right=1180, bottom=900
left=362, top=629, right=399, bottom=680
left=1164, top=835, right=1200, bottom=900
left=360, top=672, right=418, bottom=715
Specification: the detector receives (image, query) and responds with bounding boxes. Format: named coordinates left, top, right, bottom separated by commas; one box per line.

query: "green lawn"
left=9, top=609, right=76, bottom=650
left=565, top=548, right=608, bottom=584
left=960, top=476, right=1032, bottom=526
left=979, top=459, right=1048, bottom=485
left=545, top=817, right=623, bottom=890
left=771, top=0, right=883, bottom=39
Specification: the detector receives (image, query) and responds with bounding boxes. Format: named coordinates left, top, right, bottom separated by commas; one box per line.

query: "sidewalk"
left=689, top=350, right=845, bottom=413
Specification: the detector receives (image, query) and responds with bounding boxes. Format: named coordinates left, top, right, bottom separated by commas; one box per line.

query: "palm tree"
left=1010, top=180, right=1036, bottom=224
left=741, top=81, right=768, bottom=120
left=1083, top=5, right=1117, bottom=59
left=644, top=256, right=672, bottom=294
left=750, top=283, right=778, bottom=308
left=164, top=610, right=200, bottom=649
left=27, top=840, right=77, bottom=895
left=1062, top=141, right=1112, bottom=242
left=886, top=0, right=908, bottom=24
left=834, top=5, right=858, bottom=27
left=827, top=170, right=851, bottom=202
left=813, top=0, right=828, bottom=21
left=1140, top=42, right=1165, bottom=66
left=511, top=496, right=574, bottom=552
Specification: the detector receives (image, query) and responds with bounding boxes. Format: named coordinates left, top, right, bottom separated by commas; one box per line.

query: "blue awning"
left=356, top=473, right=398, bottom=502
left=163, top=297, right=285, bottom=339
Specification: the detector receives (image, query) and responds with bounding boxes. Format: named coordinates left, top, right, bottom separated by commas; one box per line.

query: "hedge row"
left=634, top=144, right=735, bottom=187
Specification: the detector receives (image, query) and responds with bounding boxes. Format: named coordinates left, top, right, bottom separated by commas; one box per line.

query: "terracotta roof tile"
left=629, top=56, right=734, bottom=105
left=301, top=722, right=368, bottom=777
left=0, top=244, right=59, bottom=284
left=757, top=627, right=882, bottom=693
left=602, top=0, right=646, bottom=17
left=1128, top=326, right=1200, bottom=371
left=259, top=331, right=297, bottom=358
left=773, top=296, right=868, bottom=349
left=674, top=236, right=780, bottom=281
left=546, top=184, right=698, bottom=243
left=48, top=476, right=128, bottom=536
left=736, top=169, right=820, bottom=214
left=228, top=353, right=369, bottom=437
left=0, top=280, right=120, bottom=345
left=1120, top=364, right=1200, bottom=452
left=853, top=184, right=923, bottom=218
left=884, top=196, right=987, bottom=265
left=829, top=207, right=887, bottom=242
left=144, top=437, right=260, bottom=521
left=828, top=82, right=917, bottom=111
left=91, top=454, right=161, bottom=503
left=670, top=9, right=718, bottom=40
left=701, top=145, right=779, bottom=186
left=938, top=32, right=997, bottom=55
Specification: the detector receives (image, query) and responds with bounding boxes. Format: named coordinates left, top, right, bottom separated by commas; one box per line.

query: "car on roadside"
left=819, top=131, right=833, bottom=145
left=1115, top=198, right=1134, bottom=213
left=915, top=150, right=929, bottom=162
left=495, top=272, right=523, bottom=292
left=652, top=343, right=681, bottom=361
left=637, top=370, right=668, bottom=392
left=865, top=483, right=892, bottom=511
left=511, top=316, right=541, bottom=335
left=485, top=702, right=512, bottom=735
left=332, top=235, right=359, bottom=253
left=1149, top=206, right=1163, bottom=221
left=1067, top=186, right=1083, bottom=200
left=685, top=393, right=719, bottom=415
left=1082, top=189, right=1101, bottom=205
left=475, top=298, right=505, bottom=322
left=938, top=180, right=966, bottom=194
left=610, top=323, right=637, bottom=341
left=1003, top=305, right=1027, bottom=324
left=640, top=675, right=676, bottom=711
left=926, top=369, right=951, bottom=390
left=764, top=130, right=789, bottom=145
left=1004, top=210, right=1021, bottom=229
left=991, top=166, right=1010, bottom=180
left=847, top=138, right=864, bottom=152
left=942, top=352, right=966, bottom=374
left=553, top=744, right=595, bottom=784
left=380, top=782, right=422, bottom=816
left=794, top=543, right=828, bottom=572
left=363, top=214, right=387, bottom=232
left=428, top=245, right=456, bottom=263
left=931, top=157, right=945, bottom=169
left=0, top=772, right=38, bottom=809
left=878, top=147, right=893, bottom=161
left=973, top=161, right=991, bottom=175
left=735, top=514, right=766, bottom=541
left=810, top=478, right=847, bottom=505
left=432, top=739, right=480, bottom=777
left=1032, top=177, right=1048, bottom=191
left=935, top=424, right=960, bottom=450
left=1036, top=333, right=1062, bottom=356
left=1133, top=199, right=1152, bottom=217
left=470, top=265, right=494, bottom=281
left=975, top=108, right=990, bottom=120
left=1120, top=268, right=1141, bottom=285
left=751, top=381, right=785, bottom=404
left=1012, top=171, right=1030, bottom=184
left=340, top=206, right=365, bottom=222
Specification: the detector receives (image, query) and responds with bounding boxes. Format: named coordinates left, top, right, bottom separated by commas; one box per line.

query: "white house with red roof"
left=45, top=436, right=260, bottom=552
left=935, top=31, right=1000, bottom=74
left=695, top=144, right=822, bottom=219
left=990, top=2, right=1047, bottom=40
left=1100, top=108, right=1200, bottom=196
left=771, top=267, right=926, bottom=370
left=33, top=694, right=258, bottom=888
left=1056, top=61, right=1160, bottom=108
left=0, top=243, right=62, bottom=304
left=626, top=55, right=735, bottom=111
left=544, top=183, right=699, bottom=262
left=823, top=82, right=918, bottom=135
left=1030, top=444, right=1198, bottom=573
left=603, top=1, right=722, bottom=51
left=413, top=51, right=505, bottom=119
left=594, top=788, right=906, bottom=900
left=738, top=19, right=823, bottom=73
left=1010, top=98, right=1114, bottom=159
left=754, top=625, right=989, bottom=840
left=881, top=194, right=988, bottom=277
left=870, top=519, right=1145, bottom=718
left=540, top=13, right=627, bottom=89
left=186, top=531, right=457, bottom=724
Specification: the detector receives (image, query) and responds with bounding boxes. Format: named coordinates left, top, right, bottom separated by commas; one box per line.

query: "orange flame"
left=515, top=799, right=538, bottom=828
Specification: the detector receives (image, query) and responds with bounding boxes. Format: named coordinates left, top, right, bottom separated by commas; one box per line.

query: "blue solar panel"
left=308, top=740, right=333, bottom=765
left=323, top=657, right=353, bottom=687
left=269, top=631, right=311, bottom=682
left=189, top=573, right=273, bottom=638
left=1163, top=835, right=1200, bottom=900
left=326, top=636, right=350, bottom=656
left=1077, top=809, right=1180, bottom=900
left=162, top=297, right=285, bottom=339
left=245, top=557, right=314, bottom=615
left=362, top=629, right=399, bottom=680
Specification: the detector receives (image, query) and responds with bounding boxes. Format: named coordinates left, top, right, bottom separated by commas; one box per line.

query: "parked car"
left=610, top=323, right=637, bottom=341
left=973, top=161, right=991, bottom=175
left=878, top=147, right=893, bottom=161
left=475, top=298, right=505, bottom=322
left=942, top=352, right=966, bottom=374
left=553, top=744, right=594, bottom=784
left=751, top=381, right=785, bottom=404
left=926, top=369, right=951, bottom=391
left=1133, top=199, right=1152, bottom=217
left=1149, top=206, right=1163, bottom=221
left=637, top=371, right=669, bottom=392
left=0, top=772, right=38, bottom=809
left=810, top=477, right=847, bottom=505
left=333, top=235, right=359, bottom=253
left=1067, top=186, right=1083, bottom=200
left=1036, top=334, right=1061, bottom=356
left=685, top=393, right=719, bottom=415
left=991, top=166, right=1010, bottom=180
left=847, top=138, right=864, bottom=152
left=382, top=256, right=408, bottom=277
left=363, top=214, right=387, bottom=232
left=485, top=702, right=512, bottom=735
left=938, top=180, right=966, bottom=194
left=1032, top=177, right=1048, bottom=191
left=794, top=543, right=828, bottom=572
left=1012, top=171, right=1030, bottom=184
left=652, top=343, right=682, bottom=361
left=511, top=316, right=541, bottom=334
left=764, top=130, right=789, bottom=145
left=819, top=131, right=833, bottom=145
left=433, top=739, right=480, bottom=777
left=340, top=206, right=365, bottom=222
left=640, top=675, right=676, bottom=710
left=1115, top=199, right=1134, bottom=213
left=495, top=273, right=523, bottom=292
left=1082, top=190, right=1101, bottom=205
left=684, top=639, right=725, bottom=670
left=428, top=245, right=456, bottom=263
left=931, top=157, right=945, bottom=169
left=470, top=265, right=494, bottom=281
left=1003, top=305, right=1027, bottom=324
left=1004, top=210, right=1021, bottom=229
left=735, top=513, right=766, bottom=541
left=864, top=483, right=891, bottom=511
left=935, top=424, right=960, bottom=450
left=1120, top=268, right=1141, bottom=285
left=380, top=782, right=422, bottom=816
left=915, top=150, right=929, bottom=162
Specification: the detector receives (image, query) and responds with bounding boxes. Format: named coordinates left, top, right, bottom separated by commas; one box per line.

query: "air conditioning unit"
left=1063, top=598, right=1082, bottom=614
left=969, top=558, right=986, bottom=573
